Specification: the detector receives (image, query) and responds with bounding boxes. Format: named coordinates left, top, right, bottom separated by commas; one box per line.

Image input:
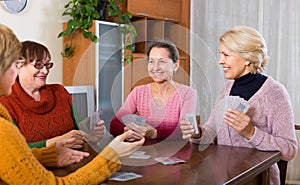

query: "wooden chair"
left=278, top=124, right=300, bottom=185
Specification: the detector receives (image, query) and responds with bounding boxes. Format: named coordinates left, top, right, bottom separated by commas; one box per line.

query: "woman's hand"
left=55, top=138, right=90, bottom=167
left=108, top=130, right=145, bottom=157
left=46, top=130, right=85, bottom=149
left=84, top=120, right=106, bottom=142
left=224, top=109, right=255, bottom=140
left=180, top=120, right=195, bottom=139
left=126, top=123, right=157, bottom=139
left=123, top=126, right=143, bottom=141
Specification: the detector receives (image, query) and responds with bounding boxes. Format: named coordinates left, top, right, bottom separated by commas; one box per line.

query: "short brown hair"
left=147, top=40, right=179, bottom=63
left=21, top=41, right=51, bottom=63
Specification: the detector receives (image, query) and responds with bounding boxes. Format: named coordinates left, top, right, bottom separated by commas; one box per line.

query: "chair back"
left=277, top=124, right=300, bottom=185
left=277, top=160, right=288, bottom=185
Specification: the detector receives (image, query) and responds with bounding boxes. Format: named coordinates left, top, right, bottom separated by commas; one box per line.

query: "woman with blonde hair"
left=180, top=26, right=297, bottom=185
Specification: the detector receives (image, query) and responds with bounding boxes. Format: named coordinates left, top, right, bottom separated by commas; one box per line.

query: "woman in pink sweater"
left=180, top=26, right=297, bottom=185
left=110, top=40, right=197, bottom=144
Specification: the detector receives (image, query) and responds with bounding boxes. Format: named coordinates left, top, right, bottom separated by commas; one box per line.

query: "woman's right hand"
left=46, top=130, right=85, bottom=149
left=56, top=138, right=90, bottom=167
left=108, top=130, right=145, bottom=157
left=180, top=120, right=196, bottom=140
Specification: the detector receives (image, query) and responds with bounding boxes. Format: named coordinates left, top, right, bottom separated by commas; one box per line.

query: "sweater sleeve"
left=110, top=88, right=138, bottom=137
left=28, top=140, right=47, bottom=148
left=71, top=104, right=81, bottom=130
left=31, top=143, right=58, bottom=167
left=246, top=81, right=298, bottom=161
left=110, top=116, right=126, bottom=137
left=0, top=117, right=121, bottom=185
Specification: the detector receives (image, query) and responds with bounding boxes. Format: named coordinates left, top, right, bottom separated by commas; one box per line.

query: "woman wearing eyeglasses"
left=0, top=41, right=102, bottom=149
left=0, top=25, right=145, bottom=184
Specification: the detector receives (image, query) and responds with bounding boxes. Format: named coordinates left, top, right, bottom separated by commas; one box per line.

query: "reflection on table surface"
left=50, top=140, right=280, bottom=185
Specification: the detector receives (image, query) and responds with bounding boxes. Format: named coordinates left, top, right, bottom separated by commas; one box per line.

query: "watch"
left=2, top=0, right=28, bottom=14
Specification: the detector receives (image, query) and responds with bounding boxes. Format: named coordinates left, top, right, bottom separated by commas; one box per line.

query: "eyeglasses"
left=15, top=57, right=25, bottom=69
left=30, top=61, right=54, bottom=70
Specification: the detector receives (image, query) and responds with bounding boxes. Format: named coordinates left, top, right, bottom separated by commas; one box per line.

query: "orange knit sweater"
left=0, top=103, right=120, bottom=185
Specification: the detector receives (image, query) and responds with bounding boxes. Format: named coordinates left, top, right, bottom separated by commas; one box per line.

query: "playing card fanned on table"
left=109, top=172, right=142, bottom=181
left=155, top=157, right=186, bottom=165
left=121, top=114, right=146, bottom=126
left=128, top=151, right=151, bottom=159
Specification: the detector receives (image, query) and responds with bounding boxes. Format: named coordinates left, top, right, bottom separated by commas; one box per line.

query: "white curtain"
left=190, top=0, right=300, bottom=183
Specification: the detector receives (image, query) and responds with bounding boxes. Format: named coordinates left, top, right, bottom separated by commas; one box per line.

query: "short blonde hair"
left=220, top=26, right=269, bottom=74
left=0, top=24, right=22, bottom=77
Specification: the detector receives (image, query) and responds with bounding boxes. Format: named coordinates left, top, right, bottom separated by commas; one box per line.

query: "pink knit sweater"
left=194, top=76, right=298, bottom=185
left=110, top=84, right=197, bottom=142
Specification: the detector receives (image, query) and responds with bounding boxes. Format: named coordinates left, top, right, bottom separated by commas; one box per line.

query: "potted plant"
left=107, top=0, right=137, bottom=64
left=58, top=0, right=136, bottom=62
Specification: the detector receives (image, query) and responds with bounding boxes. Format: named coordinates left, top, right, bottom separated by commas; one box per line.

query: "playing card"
left=89, top=109, right=102, bottom=132
left=128, top=154, right=151, bottom=159
left=128, top=150, right=151, bottom=159
left=121, top=114, right=146, bottom=126
left=135, top=115, right=146, bottom=126
left=109, top=172, right=142, bottom=181
left=155, top=157, right=186, bottom=165
left=131, top=151, right=146, bottom=155
left=224, top=96, right=250, bottom=113
left=185, top=113, right=199, bottom=134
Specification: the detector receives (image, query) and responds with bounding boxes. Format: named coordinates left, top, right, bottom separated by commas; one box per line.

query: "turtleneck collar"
left=230, top=73, right=267, bottom=101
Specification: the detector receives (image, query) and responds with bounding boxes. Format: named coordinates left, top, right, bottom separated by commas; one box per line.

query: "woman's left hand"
left=56, top=138, right=90, bottom=167
left=224, top=109, right=255, bottom=140
left=127, top=123, right=157, bottom=139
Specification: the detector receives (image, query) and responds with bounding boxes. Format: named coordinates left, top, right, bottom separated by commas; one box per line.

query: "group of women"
left=0, top=23, right=297, bottom=185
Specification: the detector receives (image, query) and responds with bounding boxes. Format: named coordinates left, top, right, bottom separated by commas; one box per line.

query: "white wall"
left=0, top=0, right=69, bottom=84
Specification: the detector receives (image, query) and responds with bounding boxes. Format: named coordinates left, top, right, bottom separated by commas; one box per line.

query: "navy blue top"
left=230, top=73, right=267, bottom=101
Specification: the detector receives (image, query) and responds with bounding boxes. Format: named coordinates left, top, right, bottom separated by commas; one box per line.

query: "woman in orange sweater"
left=0, top=24, right=144, bottom=184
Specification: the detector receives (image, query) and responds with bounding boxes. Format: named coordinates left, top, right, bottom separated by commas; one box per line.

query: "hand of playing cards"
left=78, top=110, right=107, bottom=143
left=185, top=113, right=199, bottom=134
left=224, top=96, right=250, bottom=113
left=121, top=114, right=146, bottom=126
left=78, top=110, right=102, bottom=132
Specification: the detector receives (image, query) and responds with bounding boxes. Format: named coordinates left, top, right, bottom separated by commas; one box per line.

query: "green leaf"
left=59, top=0, right=132, bottom=59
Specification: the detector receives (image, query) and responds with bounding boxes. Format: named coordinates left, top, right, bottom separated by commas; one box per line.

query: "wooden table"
left=50, top=140, right=280, bottom=185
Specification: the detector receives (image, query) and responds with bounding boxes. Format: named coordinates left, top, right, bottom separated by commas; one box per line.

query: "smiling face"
left=218, top=42, right=250, bottom=79
left=18, top=57, right=50, bottom=91
left=147, top=47, right=179, bottom=83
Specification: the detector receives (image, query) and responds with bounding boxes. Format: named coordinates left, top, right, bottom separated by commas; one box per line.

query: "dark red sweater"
left=0, top=80, right=75, bottom=144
